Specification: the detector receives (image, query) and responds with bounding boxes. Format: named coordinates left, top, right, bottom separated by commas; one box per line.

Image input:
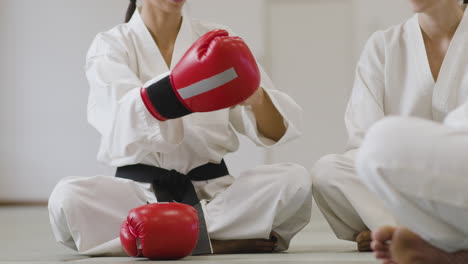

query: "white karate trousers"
left=311, top=151, right=396, bottom=241
left=48, top=163, right=312, bottom=256
left=357, top=117, right=468, bottom=253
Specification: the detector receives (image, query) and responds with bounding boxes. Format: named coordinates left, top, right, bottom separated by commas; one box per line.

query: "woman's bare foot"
left=356, top=230, right=373, bottom=252
left=211, top=232, right=279, bottom=254
left=372, top=226, right=468, bottom=264
left=371, top=226, right=396, bottom=264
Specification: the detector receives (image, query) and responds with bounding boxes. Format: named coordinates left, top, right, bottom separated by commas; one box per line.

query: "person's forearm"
left=251, top=89, right=286, bottom=142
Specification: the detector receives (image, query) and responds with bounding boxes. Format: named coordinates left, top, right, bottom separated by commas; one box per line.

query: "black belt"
left=115, top=160, right=229, bottom=255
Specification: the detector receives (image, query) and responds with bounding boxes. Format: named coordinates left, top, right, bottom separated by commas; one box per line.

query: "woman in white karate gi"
left=311, top=0, right=468, bottom=252
left=355, top=1, right=468, bottom=264
left=47, top=0, right=312, bottom=256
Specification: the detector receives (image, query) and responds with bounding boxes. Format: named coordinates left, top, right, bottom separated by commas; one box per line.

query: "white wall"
left=0, top=0, right=129, bottom=201
left=0, top=0, right=414, bottom=201
left=265, top=0, right=354, bottom=166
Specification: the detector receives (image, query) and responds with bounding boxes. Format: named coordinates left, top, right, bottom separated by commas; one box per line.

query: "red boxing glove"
left=120, top=203, right=199, bottom=260
left=141, top=29, right=260, bottom=121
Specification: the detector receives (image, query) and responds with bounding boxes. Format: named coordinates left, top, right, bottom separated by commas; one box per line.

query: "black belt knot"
left=153, top=169, right=193, bottom=204
left=154, top=169, right=190, bottom=188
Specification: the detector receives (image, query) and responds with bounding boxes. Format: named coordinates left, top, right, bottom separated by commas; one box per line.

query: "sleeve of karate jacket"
left=345, top=32, right=386, bottom=151
left=85, top=33, right=184, bottom=167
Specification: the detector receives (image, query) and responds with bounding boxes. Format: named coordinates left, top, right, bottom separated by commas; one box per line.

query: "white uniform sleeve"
left=229, top=64, right=303, bottom=147
left=444, top=102, right=468, bottom=130
left=86, top=34, right=184, bottom=166
left=345, top=32, right=386, bottom=150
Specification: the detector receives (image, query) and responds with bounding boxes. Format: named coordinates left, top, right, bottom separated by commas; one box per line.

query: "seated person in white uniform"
left=311, top=0, right=468, bottom=252
left=47, top=0, right=312, bottom=256
left=356, top=1, right=468, bottom=263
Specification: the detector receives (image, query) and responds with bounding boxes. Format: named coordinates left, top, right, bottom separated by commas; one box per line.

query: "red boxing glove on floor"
left=120, top=203, right=199, bottom=260
left=141, top=29, right=260, bottom=121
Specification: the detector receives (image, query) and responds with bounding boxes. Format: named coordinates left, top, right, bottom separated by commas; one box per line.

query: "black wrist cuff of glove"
left=145, top=75, right=192, bottom=120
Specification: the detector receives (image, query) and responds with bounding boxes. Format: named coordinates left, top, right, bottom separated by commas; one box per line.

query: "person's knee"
left=310, top=154, right=345, bottom=192
left=268, top=163, right=311, bottom=202
left=288, top=163, right=311, bottom=187
left=277, top=163, right=310, bottom=188
left=48, top=177, right=82, bottom=221
left=358, top=117, right=415, bottom=169
left=357, top=117, right=422, bottom=189
left=289, top=164, right=311, bottom=197
left=48, top=177, right=86, bottom=249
